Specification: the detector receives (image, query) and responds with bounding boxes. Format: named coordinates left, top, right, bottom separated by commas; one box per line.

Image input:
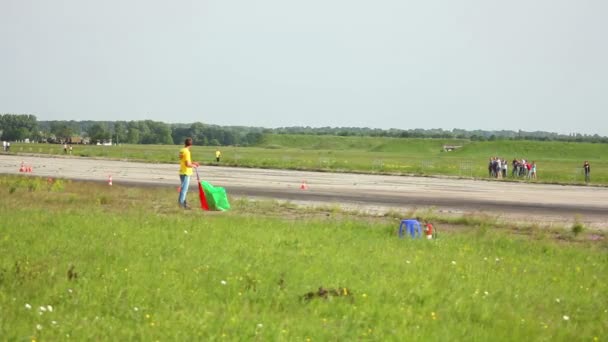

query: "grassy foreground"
left=8, top=134, right=608, bottom=185
left=1, top=175, right=607, bottom=341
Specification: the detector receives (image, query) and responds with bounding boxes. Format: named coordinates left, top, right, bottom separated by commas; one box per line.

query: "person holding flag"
left=178, top=138, right=199, bottom=209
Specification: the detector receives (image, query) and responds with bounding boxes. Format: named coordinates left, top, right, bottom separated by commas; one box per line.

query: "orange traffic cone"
left=108, top=175, right=113, bottom=186
left=425, top=223, right=434, bottom=240
left=300, top=180, right=308, bottom=190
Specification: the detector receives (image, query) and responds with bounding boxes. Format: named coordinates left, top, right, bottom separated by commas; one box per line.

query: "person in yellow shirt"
left=178, top=138, right=199, bottom=209
left=215, top=149, right=221, bottom=163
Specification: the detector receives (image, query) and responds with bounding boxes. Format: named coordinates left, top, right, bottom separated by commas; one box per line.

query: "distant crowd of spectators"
left=488, top=157, right=536, bottom=179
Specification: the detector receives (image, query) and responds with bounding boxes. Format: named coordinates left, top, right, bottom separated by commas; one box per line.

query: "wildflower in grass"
left=25, top=304, right=32, bottom=310
left=146, top=314, right=150, bottom=319
left=39, top=306, right=47, bottom=312
left=36, top=324, right=42, bottom=331
left=555, top=298, right=561, bottom=303
left=484, top=291, right=489, bottom=296
left=47, top=305, right=53, bottom=312
left=68, top=289, right=73, bottom=294
left=495, top=258, right=500, bottom=262
left=184, top=230, right=188, bottom=234
left=406, top=260, right=411, bottom=264
left=133, top=307, right=139, bottom=311
left=51, top=321, right=57, bottom=325
left=257, top=323, right=263, bottom=328
left=563, top=315, right=570, bottom=321
left=431, top=312, right=437, bottom=320
left=362, top=293, right=367, bottom=298
left=451, top=261, right=456, bottom=265
left=221, top=280, right=227, bottom=285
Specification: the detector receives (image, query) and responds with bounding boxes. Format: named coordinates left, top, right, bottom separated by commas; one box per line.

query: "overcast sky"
left=1, top=0, right=607, bottom=135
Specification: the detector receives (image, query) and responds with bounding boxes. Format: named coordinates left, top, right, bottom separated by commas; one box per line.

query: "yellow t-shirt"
left=215, top=150, right=221, bottom=158
left=179, top=147, right=192, bottom=175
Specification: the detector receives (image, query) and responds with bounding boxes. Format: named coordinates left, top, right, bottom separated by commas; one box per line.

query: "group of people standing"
left=488, top=157, right=537, bottom=179
left=511, top=159, right=537, bottom=179
left=488, top=158, right=593, bottom=183
left=2, top=140, right=10, bottom=152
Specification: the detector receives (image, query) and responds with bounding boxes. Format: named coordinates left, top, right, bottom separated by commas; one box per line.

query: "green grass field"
left=7, top=135, right=608, bottom=185
left=1, top=175, right=607, bottom=340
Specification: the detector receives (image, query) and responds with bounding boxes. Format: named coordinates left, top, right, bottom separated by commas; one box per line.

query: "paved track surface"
left=2, top=154, right=607, bottom=228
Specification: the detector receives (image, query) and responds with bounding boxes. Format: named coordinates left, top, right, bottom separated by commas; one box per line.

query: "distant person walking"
left=2, top=140, right=6, bottom=152
left=6, top=141, right=10, bottom=152
left=63, top=143, right=68, bottom=154
left=69, top=144, right=73, bottom=155
left=215, top=149, right=221, bottom=163
left=178, top=138, right=199, bottom=209
left=584, top=161, right=591, bottom=183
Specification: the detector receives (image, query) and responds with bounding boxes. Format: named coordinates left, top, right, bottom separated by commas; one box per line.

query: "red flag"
left=195, top=168, right=209, bottom=210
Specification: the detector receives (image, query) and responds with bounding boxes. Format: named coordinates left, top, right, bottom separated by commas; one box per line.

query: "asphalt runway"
left=1, top=154, right=607, bottom=228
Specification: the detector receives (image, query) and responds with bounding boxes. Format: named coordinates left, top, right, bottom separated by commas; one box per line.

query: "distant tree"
left=0, top=114, right=38, bottom=141
left=127, top=128, right=140, bottom=144
left=87, top=123, right=111, bottom=143
left=114, top=121, right=128, bottom=144
left=50, top=122, right=75, bottom=142
left=126, top=122, right=141, bottom=143
left=171, top=127, right=190, bottom=145
left=244, top=132, right=263, bottom=146
left=139, top=121, right=172, bottom=144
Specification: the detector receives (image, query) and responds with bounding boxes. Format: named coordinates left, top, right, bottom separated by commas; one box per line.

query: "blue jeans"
left=178, top=174, right=191, bottom=206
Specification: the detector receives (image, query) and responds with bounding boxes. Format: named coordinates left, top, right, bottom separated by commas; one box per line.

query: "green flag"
left=200, top=181, right=231, bottom=211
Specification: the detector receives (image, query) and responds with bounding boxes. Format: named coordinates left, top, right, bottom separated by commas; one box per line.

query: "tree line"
left=271, top=126, right=608, bottom=143
left=0, top=114, right=264, bottom=146
left=1, top=114, right=607, bottom=145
